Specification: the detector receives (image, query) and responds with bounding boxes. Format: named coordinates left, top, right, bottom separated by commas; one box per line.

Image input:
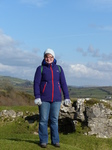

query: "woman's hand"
left=64, top=99, right=71, bottom=106
left=34, top=98, right=42, bottom=106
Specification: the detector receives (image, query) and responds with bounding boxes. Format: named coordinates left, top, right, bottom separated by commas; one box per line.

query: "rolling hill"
left=0, top=76, right=34, bottom=106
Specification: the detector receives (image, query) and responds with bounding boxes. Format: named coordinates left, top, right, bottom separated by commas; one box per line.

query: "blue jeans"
left=39, top=101, right=61, bottom=144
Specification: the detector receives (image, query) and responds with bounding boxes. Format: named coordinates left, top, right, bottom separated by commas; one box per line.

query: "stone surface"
left=58, top=103, right=76, bottom=133
left=75, top=98, right=112, bottom=138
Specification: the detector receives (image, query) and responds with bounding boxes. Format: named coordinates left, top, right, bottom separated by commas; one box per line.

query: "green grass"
left=69, top=86, right=112, bottom=99
left=0, top=106, right=38, bottom=113
left=0, top=122, right=112, bottom=150
left=0, top=106, right=112, bottom=150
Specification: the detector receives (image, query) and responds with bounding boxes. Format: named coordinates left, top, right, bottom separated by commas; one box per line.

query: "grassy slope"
left=0, top=76, right=34, bottom=106
left=0, top=75, right=33, bottom=95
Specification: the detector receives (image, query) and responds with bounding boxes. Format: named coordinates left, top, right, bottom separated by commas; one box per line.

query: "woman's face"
left=44, top=53, right=54, bottom=64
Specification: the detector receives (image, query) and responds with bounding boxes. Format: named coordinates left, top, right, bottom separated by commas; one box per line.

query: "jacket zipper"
left=50, top=64, right=54, bottom=102
left=42, top=82, right=47, bottom=93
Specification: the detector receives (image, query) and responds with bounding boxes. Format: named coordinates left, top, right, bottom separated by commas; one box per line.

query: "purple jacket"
left=34, top=59, right=70, bottom=102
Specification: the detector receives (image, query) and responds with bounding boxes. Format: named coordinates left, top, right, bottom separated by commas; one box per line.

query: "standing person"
left=34, top=48, right=71, bottom=148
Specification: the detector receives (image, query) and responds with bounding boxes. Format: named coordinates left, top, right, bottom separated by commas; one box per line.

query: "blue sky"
left=0, top=0, right=112, bottom=86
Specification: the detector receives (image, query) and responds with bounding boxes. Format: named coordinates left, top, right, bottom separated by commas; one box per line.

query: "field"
left=0, top=106, right=112, bottom=150
left=69, top=86, right=112, bottom=99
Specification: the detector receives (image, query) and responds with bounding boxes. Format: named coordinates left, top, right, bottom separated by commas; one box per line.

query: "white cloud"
left=0, top=30, right=42, bottom=80
left=69, top=64, right=106, bottom=79
left=87, top=61, right=112, bottom=72
left=0, top=63, right=12, bottom=72
left=0, top=30, right=112, bottom=86
left=61, top=62, right=112, bottom=86
left=88, top=45, right=100, bottom=57
left=0, top=30, right=15, bottom=46
left=76, top=45, right=100, bottom=58
left=76, top=47, right=87, bottom=56
left=0, top=63, right=35, bottom=79
left=76, top=45, right=112, bottom=61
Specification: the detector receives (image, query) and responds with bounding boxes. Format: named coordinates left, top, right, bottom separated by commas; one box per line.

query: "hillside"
left=0, top=76, right=34, bottom=106
left=0, top=76, right=33, bottom=95
left=69, top=86, right=112, bottom=99
left=0, top=75, right=112, bottom=106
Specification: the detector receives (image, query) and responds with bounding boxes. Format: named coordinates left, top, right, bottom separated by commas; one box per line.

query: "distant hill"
left=0, top=75, right=33, bottom=94
left=0, top=76, right=34, bottom=106
left=68, top=86, right=112, bottom=99
left=0, top=75, right=112, bottom=106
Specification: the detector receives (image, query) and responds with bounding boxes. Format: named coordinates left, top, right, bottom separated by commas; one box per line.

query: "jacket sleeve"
left=59, top=66, right=70, bottom=99
left=33, top=66, right=41, bottom=99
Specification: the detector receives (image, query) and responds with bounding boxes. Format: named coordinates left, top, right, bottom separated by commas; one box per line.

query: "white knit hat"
left=44, top=48, right=55, bottom=58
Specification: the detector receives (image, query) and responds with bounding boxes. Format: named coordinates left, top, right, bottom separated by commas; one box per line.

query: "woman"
left=34, top=48, right=71, bottom=148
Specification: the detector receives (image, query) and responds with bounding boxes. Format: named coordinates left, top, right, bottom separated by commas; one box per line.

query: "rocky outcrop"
left=76, top=98, right=112, bottom=138
left=0, top=110, right=23, bottom=121
left=1, top=99, right=112, bottom=138
left=58, top=103, right=76, bottom=133
left=86, top=103, right=112, bottom=138
left=0, top=103, right=76, bottom=134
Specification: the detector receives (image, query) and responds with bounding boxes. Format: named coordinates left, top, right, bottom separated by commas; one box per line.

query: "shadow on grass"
left=25, top=114, right=39, bottom=123
left=5, top=138, right=54, bottom=148
left=5, top=138, right=40, bottom=146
